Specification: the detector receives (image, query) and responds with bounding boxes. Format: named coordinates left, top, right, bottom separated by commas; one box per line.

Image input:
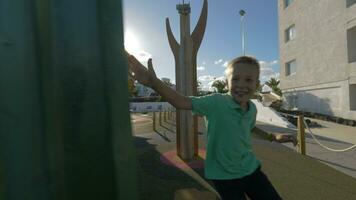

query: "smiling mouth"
left=234, top=91, right=249, bottom=96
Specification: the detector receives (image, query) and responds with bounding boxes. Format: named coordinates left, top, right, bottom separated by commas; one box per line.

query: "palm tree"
left=265, top=78, right=282, bottom=96
left=128, top=77, right=137, bottom=97
left=212, top=79, right=228, bottom=93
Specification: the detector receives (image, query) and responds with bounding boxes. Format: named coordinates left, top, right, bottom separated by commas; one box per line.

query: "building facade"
left=278, top=0, right=356, bottom=120
left=135, top=83, right=155, bottom=97
left=135, top=78, right=175, bottom=97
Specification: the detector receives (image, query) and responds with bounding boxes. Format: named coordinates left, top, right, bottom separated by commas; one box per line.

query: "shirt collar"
left=225, top=94, right=253, bottom=112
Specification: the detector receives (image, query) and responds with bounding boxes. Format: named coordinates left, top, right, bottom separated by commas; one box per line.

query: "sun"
left=124, top=29, right=152, bottom=62
left=124, top=29, right=141, bottom=54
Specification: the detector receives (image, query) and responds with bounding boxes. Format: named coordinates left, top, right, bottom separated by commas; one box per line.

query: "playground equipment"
left=166, top=0, right=208, bottom=159
left=0, top=1, right=138, bottom=199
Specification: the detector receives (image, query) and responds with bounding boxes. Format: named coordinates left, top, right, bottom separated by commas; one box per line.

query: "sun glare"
left=124, top=29, right=141, bottom=54
left=124, top=29, right=152, bottom=62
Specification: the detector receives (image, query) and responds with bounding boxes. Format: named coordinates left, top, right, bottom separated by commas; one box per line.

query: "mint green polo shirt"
left=190, top=93, right=261, bottom=180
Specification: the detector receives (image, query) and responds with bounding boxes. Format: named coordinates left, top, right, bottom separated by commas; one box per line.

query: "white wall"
left=129, top=102, right=174, bottom=113
left=252, top=100, right=295, bottom=128
left=278, top=0, right=356, bottom=120
left=282, top=79, right=356, bottom=120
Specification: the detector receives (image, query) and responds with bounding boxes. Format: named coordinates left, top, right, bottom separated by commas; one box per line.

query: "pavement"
left=132, top=112, right=356, bottom=200
left=256, top=117, right=356, bottom=179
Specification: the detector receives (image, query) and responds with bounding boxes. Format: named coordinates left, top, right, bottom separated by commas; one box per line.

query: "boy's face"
left=227, top=63, right=260, bottom=105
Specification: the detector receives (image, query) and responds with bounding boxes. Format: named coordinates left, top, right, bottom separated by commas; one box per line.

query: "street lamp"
left=239, top=9, right=246, bottom=55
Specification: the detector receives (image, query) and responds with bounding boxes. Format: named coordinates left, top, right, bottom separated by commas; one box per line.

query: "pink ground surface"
left=160, top=149, right=206, bottom=169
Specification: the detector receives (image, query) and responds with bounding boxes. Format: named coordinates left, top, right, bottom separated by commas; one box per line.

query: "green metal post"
left=0, top=0, right=138, bottom=199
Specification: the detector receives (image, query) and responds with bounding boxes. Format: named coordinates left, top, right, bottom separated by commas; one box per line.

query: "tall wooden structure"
left=166, top=0, right=208, bottom=159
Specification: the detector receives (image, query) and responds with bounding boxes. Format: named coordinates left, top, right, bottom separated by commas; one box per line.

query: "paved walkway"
left=256, top=118, right=356, bottom=179
left=133, top=113, right=356, bottom=200
left=304, top=118, right=356, bottom=144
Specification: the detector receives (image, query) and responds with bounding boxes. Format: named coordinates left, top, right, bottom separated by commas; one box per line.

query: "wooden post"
left=166, top=0, right=207, bottom=160
left=194, top=116, right=199, bottom=157
left=159, top=112, right=162, bottom=126
left=164, top=111, right=167, bottom=122
left=153, top=112, right=156, bottom=131
left=297, top=115, right=306, bottom=155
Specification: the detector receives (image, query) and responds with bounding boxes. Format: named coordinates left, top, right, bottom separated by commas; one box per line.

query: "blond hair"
left=225, top=55, right=260, bottom=78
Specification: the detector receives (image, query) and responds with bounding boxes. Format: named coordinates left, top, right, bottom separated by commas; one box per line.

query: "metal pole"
left=239, top=10, right=246, bottom=55
left=0, top=0, right=138, bottom=199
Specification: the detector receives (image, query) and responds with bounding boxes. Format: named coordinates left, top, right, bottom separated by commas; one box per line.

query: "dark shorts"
left=211, top=166, right=282, bottom=200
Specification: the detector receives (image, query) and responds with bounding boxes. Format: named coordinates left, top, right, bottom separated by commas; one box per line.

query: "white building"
left=135, top=83, right=155, bottom=97
left=278, top=0, right=356, bottom=120
left=135, top=78, right=175, bottom=97
left=161, top=77, right=171, bottom=83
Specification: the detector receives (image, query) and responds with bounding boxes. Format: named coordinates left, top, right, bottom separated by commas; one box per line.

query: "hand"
left=126, top=51, right=157, bottom=88
left=274, top=134, right=298, bottom=146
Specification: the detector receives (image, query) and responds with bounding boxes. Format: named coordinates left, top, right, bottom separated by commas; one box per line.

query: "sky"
left=123, top=0, right=280, bottom=91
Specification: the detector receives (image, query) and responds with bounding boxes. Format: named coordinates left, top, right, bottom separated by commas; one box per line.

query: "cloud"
left=222, top=61, right=228, bottom=67
left=198, top=60, right=279, bottom=90
left=198, top=75, right=221, bottom=91
left=259, top=60, right=280, bottom=83
left=214, top=59, right=229, bottom=68
left=214, top=76, right=226, bottom=81
left=135, top=50, right=152, bottom=63
left=197, top=66, right=205, bottom=71
left=214, top=59, right=223, bottom=65
left=259, top=60, right=278, bottom=69
left=198, top=75, right=215, bottom=82
left=200, top=84, right=212, bottom=91
left=127, top=49, right=152, bottom=63
left=199, top=76, right=226, bottom=92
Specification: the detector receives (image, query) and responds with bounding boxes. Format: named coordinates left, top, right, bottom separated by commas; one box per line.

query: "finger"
left=147, top=58, right=154, bottom=72
left=128, top=55, right=145, bottom=70
left=127, top=59, right=135, bottom=71
left=128, top=68, right=137, bottom=79
left=128, top=72, right=136, bottom=79
left=127, top=53, right=140, bottom=64
left=127, top=56, right=144, bottom=72
left=124, top=49, right=131, bottom=56
left=128, top=69, right=134, bottom=76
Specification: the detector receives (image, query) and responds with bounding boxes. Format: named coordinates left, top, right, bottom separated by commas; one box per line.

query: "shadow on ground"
left=134, top=136, right=209, bottom=200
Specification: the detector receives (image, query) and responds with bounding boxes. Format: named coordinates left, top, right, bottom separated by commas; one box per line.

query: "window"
left=285, top=60, right=297, bottom=76
left=347, top=26, right=356, bottom=63
left=347, top=0, right=356, bottom=7
left=350, top=84, right=356, bottom=110
left=285, top=25, right=295, bottom=42
left=285, top=0, right=294, bottom=8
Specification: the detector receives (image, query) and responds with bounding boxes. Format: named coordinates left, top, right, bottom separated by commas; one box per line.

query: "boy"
left=127, top=53, right=283, bottom=200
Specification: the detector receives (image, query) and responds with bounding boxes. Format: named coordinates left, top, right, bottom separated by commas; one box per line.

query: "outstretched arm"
left=252, top=127, right=297, bottom=146
left=127, top=52, right=192, bottom=110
